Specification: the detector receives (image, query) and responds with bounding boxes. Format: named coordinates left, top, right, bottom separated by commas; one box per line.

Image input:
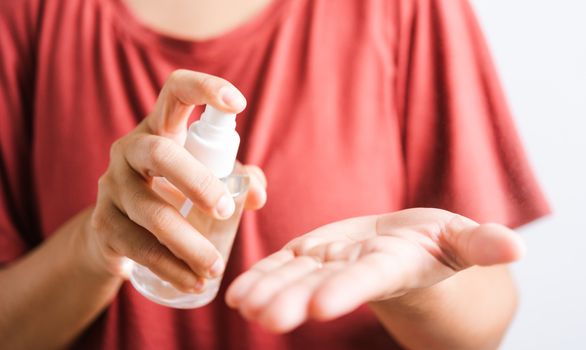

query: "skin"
left=0, top=1, right=524, bottom=349
left=0, top=71, right=267, bottom=349
left=120, top=1, right=524, bottom=348
left=123, top=0, right=274, bottom=40
left=226, top=209, right=524, bottom=349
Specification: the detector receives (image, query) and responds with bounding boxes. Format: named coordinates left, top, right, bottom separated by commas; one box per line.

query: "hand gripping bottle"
left=129, top=105, right=250, bottom=308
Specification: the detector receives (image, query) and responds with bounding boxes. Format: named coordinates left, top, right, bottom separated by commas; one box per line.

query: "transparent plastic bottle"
left=129, top=105, right=249, bottom=308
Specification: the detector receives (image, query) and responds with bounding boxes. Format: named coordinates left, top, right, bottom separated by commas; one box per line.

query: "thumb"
left=147, top=70, right=247, bottom=140
left=446, top=217, right=526, bottom=267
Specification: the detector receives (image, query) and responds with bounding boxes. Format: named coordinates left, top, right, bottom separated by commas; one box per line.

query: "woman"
left=0, top=0, right=550, bottom=349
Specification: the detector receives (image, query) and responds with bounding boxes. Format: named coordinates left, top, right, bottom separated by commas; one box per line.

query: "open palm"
left=226, top=208, right=524, bottom=333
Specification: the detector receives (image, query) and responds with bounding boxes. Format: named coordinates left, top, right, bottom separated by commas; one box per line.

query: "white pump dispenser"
left=179, top=106, right=240, bottom=217
left=185, top=105, right=240, bottom=178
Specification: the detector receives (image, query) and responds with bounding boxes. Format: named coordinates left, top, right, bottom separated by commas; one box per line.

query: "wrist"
left=70, top=207, right=125, bottom=283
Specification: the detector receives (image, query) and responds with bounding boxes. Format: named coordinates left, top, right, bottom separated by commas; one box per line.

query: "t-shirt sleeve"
left=0, top=0, right=42, bottom=264
left=395, top=0, right=551, bottom=227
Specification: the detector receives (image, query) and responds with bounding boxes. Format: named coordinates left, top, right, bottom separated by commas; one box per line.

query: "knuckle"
left=191, top=172, right=221, bottom=205
left=90, top=210, right=110, bottom=233
left=148, top=137, right=175, bottom=169
left=97, top=174, right=112, bottom=193
left=122, top=188, right=149, bottom=223
left=131, top=133, right=150, bottom=150
left=89, top=207, right=119, bottom=248
left=126, top=186, right=147, bottom=209
left=198, top=75, right=216, bottom=93
left=148, top=203, right=178, bottom=236
left=109, top=139, right=125, bottom=159
left=109, top=140, right=120, bottom=158
left=168, top=69, right=187, bottom=83
left=198, top=74, right=227, bottom=98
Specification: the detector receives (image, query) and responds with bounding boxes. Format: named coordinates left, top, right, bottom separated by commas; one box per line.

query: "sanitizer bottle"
left=129, top=105, right=250, bottom=308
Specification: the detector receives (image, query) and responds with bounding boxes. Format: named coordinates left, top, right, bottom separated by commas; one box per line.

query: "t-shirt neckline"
left=108, top=0, right=289, bottom=61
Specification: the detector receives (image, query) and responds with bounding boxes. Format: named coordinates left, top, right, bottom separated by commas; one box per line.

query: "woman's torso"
left=26, top=0, right=405, bottom=348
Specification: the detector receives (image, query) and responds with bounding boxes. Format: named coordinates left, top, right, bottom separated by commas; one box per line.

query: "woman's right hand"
left=83, top=70, right=267, bottom=293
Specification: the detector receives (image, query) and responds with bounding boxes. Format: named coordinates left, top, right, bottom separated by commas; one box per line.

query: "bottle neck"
left=191, top=121, right=232, bottom=142
left=185, top=119, right=240, bottom=178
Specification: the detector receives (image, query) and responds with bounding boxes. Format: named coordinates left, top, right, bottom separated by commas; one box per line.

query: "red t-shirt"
left=0, top=0, right=550, bottom=348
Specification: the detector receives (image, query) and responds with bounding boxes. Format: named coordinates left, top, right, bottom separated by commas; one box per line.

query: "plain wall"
left=470, top=1, right=586, bottom=349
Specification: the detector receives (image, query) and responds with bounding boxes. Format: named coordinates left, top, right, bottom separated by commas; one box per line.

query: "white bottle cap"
left=200, top=105, right=237, bottom=129
left=184, top=105, right=240, bottom=179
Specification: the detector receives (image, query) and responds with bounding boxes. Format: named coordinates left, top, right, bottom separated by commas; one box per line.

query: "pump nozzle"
left=200, top=105, right=236, bottom=128
left=184, top=104, right=241, bottom=179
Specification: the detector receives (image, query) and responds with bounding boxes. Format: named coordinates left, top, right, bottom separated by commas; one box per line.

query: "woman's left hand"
left=226, top=208, right=525, bottom=333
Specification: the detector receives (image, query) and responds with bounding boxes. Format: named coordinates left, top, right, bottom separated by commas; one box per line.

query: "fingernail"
left=219, top=86, right=247, bottom=110
left=216, top=194, right=235, bottom=218
left=210, top=258, right=225, bottom=277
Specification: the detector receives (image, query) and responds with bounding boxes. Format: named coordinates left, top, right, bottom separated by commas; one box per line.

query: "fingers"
left=228, top=253, right=395, bottom=333
left=122, top=135, right=235, bottom=219
left=226, top=250, right=293, bottom=307
left=113, top=170, right=224, bottom=279
left=310, top=253, right=403, bottom=320
left=445, top=217, right=526, bottom=267
left=124, top=69, right=250, bottom=217
left=226, top=247, right=346, bottom=333
left=147, top=70, right=247, bottom=139
left=226, top=209, right=526, bottom=335
left=244, top=165, right=267, bottom=188
left=376, top=209, right=526, bottom=268
left=285, top=216, right=379, bottom=253
left=227, top=239, right=392, bottom=333
left=242, top=165, right=267, bottom=210
left=91, top=203, right=202, bottom=292
left=226, top=240, right=357, bottom=309
left=237, top=256, right=324, bottom=320
left=228, top=253, right=401, bottom=333
left=255, top=262, right=345, bottom=333
left=90, top=70, right=253, bottom=285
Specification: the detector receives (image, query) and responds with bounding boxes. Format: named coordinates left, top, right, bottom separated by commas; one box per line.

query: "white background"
left=471, top=1, right=586, bottom=349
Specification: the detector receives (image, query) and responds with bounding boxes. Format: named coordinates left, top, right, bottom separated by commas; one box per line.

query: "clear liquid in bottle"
left=129, top=171, right=249, bottom=309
